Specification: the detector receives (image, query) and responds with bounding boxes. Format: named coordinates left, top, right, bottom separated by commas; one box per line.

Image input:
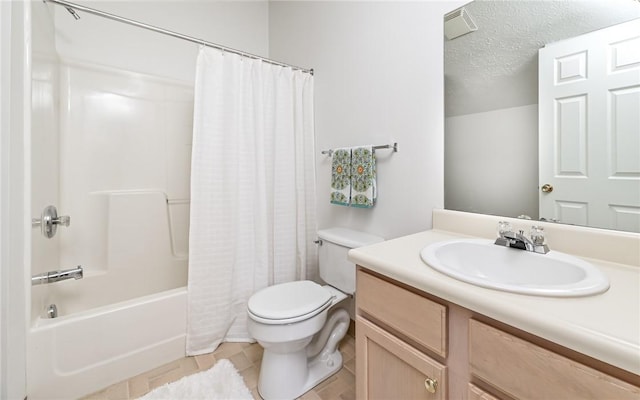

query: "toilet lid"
left=248, top=280, right=333, bottom=322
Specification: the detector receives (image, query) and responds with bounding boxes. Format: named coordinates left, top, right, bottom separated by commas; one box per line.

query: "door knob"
left=541, top=184, right=554, bottom=193
left=424, top=377, right=438, bottom=393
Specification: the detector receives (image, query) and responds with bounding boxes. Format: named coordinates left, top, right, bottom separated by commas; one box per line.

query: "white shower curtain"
left=186, top=47, right=317, bottom=355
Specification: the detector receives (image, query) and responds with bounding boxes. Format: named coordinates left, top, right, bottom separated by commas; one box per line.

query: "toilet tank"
left=317, top=228, right=384, bottom=295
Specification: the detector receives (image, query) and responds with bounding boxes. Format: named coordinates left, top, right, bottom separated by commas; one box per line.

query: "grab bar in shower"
left=31, top=265, right=83, bottom=285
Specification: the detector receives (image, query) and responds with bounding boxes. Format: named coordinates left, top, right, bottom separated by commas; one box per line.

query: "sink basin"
left=420, top=239, right=610, bottom=297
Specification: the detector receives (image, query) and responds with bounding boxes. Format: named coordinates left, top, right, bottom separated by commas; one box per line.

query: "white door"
left=539, top=18, right=640, bottom=233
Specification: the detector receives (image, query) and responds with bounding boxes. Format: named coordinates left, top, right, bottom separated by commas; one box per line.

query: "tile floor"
left=83, top=334, right=356, bottom=400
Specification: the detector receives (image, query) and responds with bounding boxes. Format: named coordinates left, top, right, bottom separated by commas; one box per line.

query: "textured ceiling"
left=444, top=0, right=640, bottom=117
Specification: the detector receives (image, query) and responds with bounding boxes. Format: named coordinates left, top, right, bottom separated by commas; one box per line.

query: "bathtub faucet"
left=31, top=265, right=83, bottom=285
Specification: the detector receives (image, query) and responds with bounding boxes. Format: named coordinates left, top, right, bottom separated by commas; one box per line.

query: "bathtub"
left=27, top=56, right=194, bottom=398
left=27, top=286, right=187, bottom=400
left=27, top=188, right=190, bottom=399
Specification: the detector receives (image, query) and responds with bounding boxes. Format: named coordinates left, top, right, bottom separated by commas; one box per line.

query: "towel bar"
left=321, top=142, right=398, bottom=157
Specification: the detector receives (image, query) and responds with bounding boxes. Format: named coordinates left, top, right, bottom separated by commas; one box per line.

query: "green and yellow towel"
left=330, top=146, right=377, bottom=208
left=330, top=148, right=352, bottom=206
left=350, top=146, right=376, bottom=208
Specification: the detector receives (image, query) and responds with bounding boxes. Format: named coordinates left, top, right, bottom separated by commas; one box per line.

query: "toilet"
left=247, top=227, right=384, bottom=400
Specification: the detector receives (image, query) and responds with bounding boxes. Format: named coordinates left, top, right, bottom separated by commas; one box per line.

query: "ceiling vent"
left=444, top=7, right=478, bottom=40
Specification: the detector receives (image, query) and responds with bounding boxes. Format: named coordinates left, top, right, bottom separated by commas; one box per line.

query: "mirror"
left=444, top=0, right=640, bottom=232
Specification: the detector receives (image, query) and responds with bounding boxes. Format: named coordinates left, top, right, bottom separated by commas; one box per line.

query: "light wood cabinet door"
left=356, top=316, right=447, bottom=400
left=469, top=319, right=640, bottom=399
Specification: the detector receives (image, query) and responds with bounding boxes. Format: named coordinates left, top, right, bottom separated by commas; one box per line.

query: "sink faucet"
left=495, top=223, right=549, bottom=254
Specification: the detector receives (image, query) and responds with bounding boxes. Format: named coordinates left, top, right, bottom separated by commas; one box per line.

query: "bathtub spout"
left=32, top=265, right=83, bottom=285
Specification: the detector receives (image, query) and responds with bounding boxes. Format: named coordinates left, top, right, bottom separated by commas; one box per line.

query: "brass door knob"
left=541, top=184, right=554, bottom=193
left=424, top=377, right=438, bottom=393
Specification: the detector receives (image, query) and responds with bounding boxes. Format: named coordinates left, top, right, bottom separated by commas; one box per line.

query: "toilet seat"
left=248, top=281, right=334, bottom=325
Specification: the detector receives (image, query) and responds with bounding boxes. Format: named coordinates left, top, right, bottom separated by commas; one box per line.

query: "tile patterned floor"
left=83, top=334, right=356, bottom=400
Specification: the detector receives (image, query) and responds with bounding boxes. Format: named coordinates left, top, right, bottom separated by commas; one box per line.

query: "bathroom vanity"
left=350, top=210, right=640, bottom=399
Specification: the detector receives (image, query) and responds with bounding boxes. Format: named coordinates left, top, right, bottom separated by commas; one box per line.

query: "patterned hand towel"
left=350, top=146, right=377, bottom=208
left=330, top=148, right=352, bottom=206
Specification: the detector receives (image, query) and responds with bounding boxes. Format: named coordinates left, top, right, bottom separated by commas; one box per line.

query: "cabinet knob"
left=424, top=377, right=438, bottom=394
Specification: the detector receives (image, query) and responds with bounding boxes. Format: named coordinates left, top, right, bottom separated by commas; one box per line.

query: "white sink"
left=420, top=239, right=610, bottom=297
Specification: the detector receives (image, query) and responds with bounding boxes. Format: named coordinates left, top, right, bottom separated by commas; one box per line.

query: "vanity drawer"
left=468, top=384, right=499, bottom=400
left=356, top=269, right=447, bottom=358
left=356, top=316, right=447, bottom=400
left=469, top=319, right=640, bottom=399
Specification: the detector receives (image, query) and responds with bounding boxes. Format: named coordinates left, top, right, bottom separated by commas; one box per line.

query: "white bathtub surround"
left=30, top=59, right=193, bottom=319
left=187, top=47, right=317, bottom=355
left=28, top=59, right=192, bottom=400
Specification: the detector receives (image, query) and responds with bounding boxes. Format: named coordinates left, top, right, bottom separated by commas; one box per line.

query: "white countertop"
left=348, top=228, right=640, bottom=375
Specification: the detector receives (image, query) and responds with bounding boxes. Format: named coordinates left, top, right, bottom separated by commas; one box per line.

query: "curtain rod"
left=43, top=0, right=314, bottom=75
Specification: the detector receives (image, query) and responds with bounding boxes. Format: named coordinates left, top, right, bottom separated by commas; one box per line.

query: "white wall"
left=445, top=104, right=539, bottom=219
left=53, top=0, right=269, bottom=83
left=0, top=2, right=10, bottom=395
left=269, top=1, right=467, bottom=240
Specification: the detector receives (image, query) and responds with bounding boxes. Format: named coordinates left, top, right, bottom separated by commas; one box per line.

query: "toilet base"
left=257, top=349, right=343, bottom=400
left=303, top=349, right=344, bottom=396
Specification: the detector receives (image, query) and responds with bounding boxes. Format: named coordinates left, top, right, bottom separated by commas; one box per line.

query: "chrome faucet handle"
left=530, top=226, right=545, bottom=245
left=497, top=221, right=513, bottom=238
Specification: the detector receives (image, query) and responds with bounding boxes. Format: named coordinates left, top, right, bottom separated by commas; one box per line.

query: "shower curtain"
left=186, top=47, right=317, bottom=355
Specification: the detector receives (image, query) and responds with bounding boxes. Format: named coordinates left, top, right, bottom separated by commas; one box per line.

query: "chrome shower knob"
left=32, top=205, right=71, bottom=239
